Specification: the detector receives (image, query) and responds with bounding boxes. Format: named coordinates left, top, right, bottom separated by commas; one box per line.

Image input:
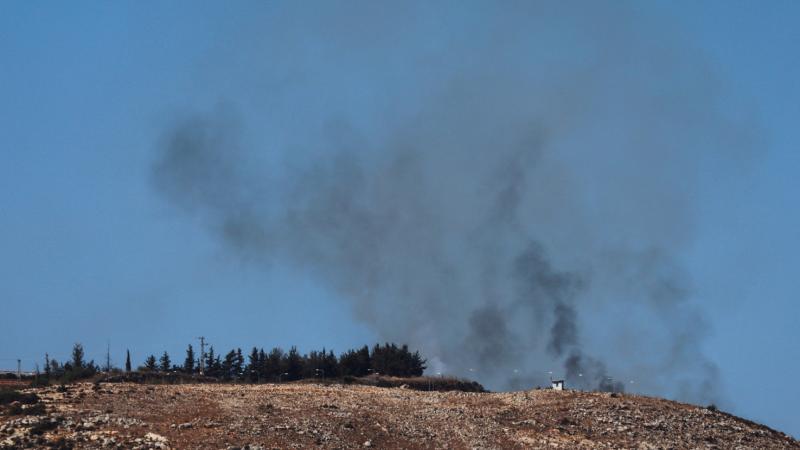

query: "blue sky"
left=1, top=0, right=799, bottom=437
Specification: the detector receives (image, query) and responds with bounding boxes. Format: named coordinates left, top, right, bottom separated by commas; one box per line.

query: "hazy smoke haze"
left=152, top=1, right=755, bottom=404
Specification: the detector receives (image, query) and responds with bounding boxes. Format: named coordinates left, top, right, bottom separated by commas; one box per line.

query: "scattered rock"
left=0, top=382, right=795, bottom=449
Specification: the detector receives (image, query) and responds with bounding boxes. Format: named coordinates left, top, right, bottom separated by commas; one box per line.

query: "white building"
left=551, top=379, right=564, bottom=390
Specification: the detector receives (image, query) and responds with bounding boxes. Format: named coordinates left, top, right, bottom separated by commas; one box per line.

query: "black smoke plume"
left=151, top=1, right=754, bottom=404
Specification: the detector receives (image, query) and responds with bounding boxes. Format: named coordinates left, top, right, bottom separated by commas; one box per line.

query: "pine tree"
left=44, top=353, right=51, bottom=380
left=340, top=345, right=371, bottom=377
left=125, top=350, right=132, bottom=372
left=49, top=359, right=62, bottom=379
left=367, top=342, right=425, bottom=377
left=159, top=351, right=171, bottom=372
left=144, top=355, right=157, bottom=371
left=359, top=345, right=371, bottom=373
left=303, top=349, right=322, bottom=379
left=234, top=348, right=244, bottom=379
left=409, top=350, right=426, bottom=376
left=71, top=343, right=85, bottom=369
left=85, top=360, right=98, bottom=377
left=266, top=348, right=284, bottom=380
left=222, top=350, right=237, bottom=380
left=323, top=349, right=339, bottom=378
left=213, top=355, right=222, bottom=376
left=285, top=347, right=304, bottom=381
left=257, top=349, right=266, bottom=380
left=205, top=346, right=215, bottom=375
left=247, top=347, right=260, bottom=382
left=183, top=345, right=195, bottom=374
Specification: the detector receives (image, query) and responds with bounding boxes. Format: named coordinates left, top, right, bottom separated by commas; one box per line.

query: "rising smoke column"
left=151, top=1, right=754, bottom=404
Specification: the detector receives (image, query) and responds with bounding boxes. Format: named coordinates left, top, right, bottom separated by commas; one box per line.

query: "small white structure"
left=551, top=379, right=564, bottom=391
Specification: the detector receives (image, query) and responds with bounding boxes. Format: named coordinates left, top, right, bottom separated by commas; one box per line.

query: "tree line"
left=40, top=342, right=426, bottom=383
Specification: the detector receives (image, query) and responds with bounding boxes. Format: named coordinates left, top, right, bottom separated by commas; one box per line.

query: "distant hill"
left=1, top=382, right=797, bottom=448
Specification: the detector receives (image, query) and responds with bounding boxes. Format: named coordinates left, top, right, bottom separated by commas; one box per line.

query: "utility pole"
left=198, top=337, right=206, bottom=375
left=17, top=359, right=21, bottom=380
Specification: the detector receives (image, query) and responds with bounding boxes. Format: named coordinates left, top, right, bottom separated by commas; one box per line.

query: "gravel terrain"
left=1, top=382, right=797, bottom=449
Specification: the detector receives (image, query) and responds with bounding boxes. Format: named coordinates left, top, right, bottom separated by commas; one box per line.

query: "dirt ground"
left=1, top=382, right=797, bottom=449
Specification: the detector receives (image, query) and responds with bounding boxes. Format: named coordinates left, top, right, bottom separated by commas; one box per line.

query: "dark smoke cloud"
left=150, top=1, right=753, bottom=404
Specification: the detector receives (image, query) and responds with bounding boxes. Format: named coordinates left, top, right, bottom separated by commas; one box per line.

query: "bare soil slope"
left=1, top=382, right=797, bottom=449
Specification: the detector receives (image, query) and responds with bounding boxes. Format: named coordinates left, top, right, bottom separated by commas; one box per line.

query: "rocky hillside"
left=1, top=382, right=797, bottom=449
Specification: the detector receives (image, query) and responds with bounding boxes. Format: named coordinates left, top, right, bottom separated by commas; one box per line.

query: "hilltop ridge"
left=1, top=382, right=797, bottom=449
